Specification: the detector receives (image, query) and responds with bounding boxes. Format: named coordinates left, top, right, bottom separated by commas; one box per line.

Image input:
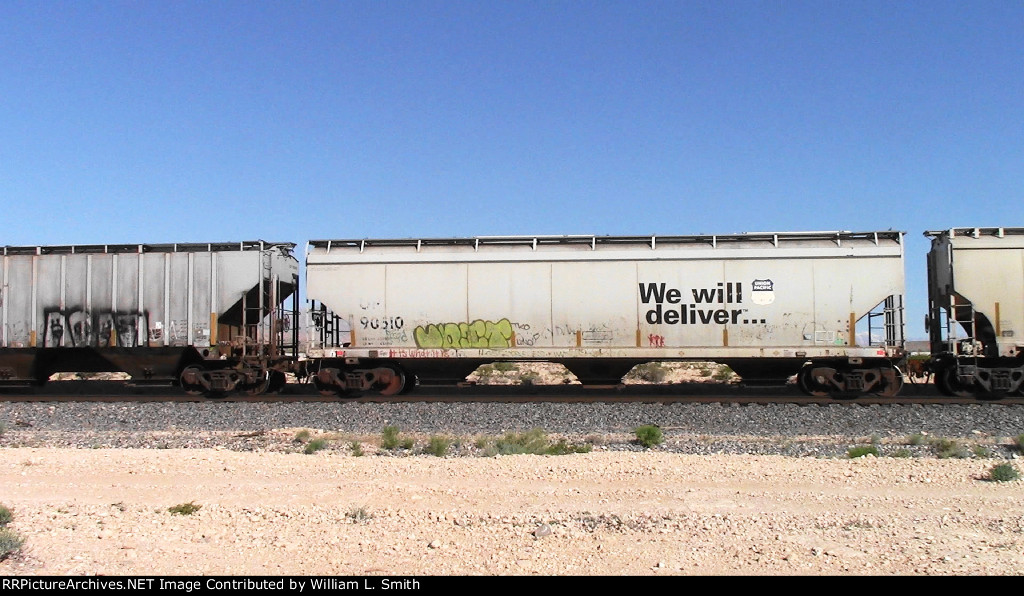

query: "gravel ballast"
left=1, top=400, right=1023, bottom=576
left=2, top=400, right=1023, bottom=456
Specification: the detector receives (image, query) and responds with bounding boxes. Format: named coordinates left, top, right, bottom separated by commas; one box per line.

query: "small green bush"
left=350, top=441, right=364, bottom=456
left=294, top=429, right=311, bottom=443
left=495, top=428, right=549, bottom=455
left=908, top=433, right=926, bottom=446
left=491, top=429, right=591, bottom=456
left=0, top=505, right=12, bottom=527
left=520, top=372, right=540, bottom=386
left=634, top=425, right=664, bottom=448
left=712, top=365, right=736, bottom=382
left=931, top=438, right=970, bottom=459
left=890, top=448, right=913, bottom=458
left=632, top=363, right=669, bottom=383
left=0, top=528, right=25, bottom=561
left=493, top=362, right=516, bottom=373
left=847, top=445, right=879, bottom=458
left=426, top=435, right=451, bottom=457
left=1015, top=434, right=1024, bottom=453
left=545, top=439, right=592, bottom=455
left=168, top=501, right=202, bottom=516
left=401, top=437, right=415, bottom=450
left=988, top=462, right=1021, bottom=482
left=304, top=438, right=328, bottom=454
left=381, top=426, right=401, bottom=450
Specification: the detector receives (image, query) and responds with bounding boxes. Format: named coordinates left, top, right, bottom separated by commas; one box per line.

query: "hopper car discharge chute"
left=926, top=227, right=1024, bottom=399
left=0, top=241, right=300, bottom=397
left=303, top=231, right=907, bottom=399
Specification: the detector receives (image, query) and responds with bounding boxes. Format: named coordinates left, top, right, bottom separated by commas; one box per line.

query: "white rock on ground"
left=1, top=448, right=1022, bottom=575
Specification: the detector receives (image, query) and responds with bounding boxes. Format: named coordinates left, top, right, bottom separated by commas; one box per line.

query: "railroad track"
left=2, top=380, right=1020, bottom=405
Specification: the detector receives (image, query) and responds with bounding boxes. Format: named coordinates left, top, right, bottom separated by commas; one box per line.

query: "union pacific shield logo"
left=751, top=279, right=775, bottom=305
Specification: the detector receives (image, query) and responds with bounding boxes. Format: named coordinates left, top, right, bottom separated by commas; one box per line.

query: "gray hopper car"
left=0, top=241, right=299, bottom=395
left=305, top=230, right=907, bottom=398
left=926, top=227, right=1024, bottom=397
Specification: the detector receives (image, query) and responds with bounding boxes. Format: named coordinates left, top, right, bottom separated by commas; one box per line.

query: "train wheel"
left=797, top=365, right=828, bottom=397
left=312, top=376, right=335, bottom=396
left=179, top=366, right=205, bottom=396
left=313, top=376, right=350, bottom=398
left=875, top=367, right=905, bottom=398
left=376, top=368, right=406, bottom=396
left=936, top=367, right=974, bottom=398
left=245, top=374, right=271, bottom=396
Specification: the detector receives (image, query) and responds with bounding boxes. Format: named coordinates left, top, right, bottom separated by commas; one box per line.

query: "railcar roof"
left=1, top=241, right=296, bottom=256
left=923, top=227, right=1024, bottom=239
left=309, top=230, right=904, bottom=251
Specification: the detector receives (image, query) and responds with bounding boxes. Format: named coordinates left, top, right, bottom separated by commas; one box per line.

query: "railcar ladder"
left=310, top=301, right=346, bottom=349
left=241, top=249, right=280, bottom=359
left=947, top=294, right=979, bottom=375
left=867, top=295, right=905, bottom=348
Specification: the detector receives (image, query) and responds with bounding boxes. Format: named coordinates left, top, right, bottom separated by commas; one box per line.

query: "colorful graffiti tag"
left=413, top=318, right=514, bottom=349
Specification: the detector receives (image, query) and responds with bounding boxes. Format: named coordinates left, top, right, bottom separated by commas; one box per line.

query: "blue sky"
left=3, top=1, right=1023, bottom=338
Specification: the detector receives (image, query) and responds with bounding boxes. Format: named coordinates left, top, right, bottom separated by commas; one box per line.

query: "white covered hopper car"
left=926, top=227, right=1024, bottom=397
left=305, top=230, right=907, bottom=397
left=0, top=241, right=299, bottom=395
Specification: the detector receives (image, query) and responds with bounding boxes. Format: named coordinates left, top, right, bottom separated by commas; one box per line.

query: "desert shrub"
left=347, top=507, right=372, bottom=522
left=493, top=362, right=516, bottom=373
left=491, top=429, right=592, bottom=456
left=632, top=363, right=669, bottom=383
left=634, top=425, right=664, bottom=448
left=495, top=428, right=549, bottom=455
left=381, top=426, right=401, bottom=450
left=401, top=438, right=415, bottom=450
left=988, top=462, right=1021, bottom=482
left=0, top=528, right=24, bottom=561
left=712, top=365, right=736, bottom=382
left=890, top=448, right=913, bottom=458
left=931, top=438, right=970, bottom=459
left=426, top=436, right=451, bottom=457
left=545, top=439, right=592, bottom=455
left=168, top=501, right=202, bottom=516
left=847, top=445, right=879, bottom=458
left=294, top=429, right=311, bottom=443
left=1015, top=434, right=1024, bottom=453
left=0, top=505, right=12, bottom=527
left=520, top=373, right=540, bottom=386
left=304, top=438, right=328, bottom=454
left=908, top=433, right=926, bottom=446
left=350, top=441, right=364, bottom=457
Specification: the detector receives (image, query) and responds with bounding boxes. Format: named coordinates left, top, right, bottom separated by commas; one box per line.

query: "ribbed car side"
left=0, top=242, right=300, bottom=397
